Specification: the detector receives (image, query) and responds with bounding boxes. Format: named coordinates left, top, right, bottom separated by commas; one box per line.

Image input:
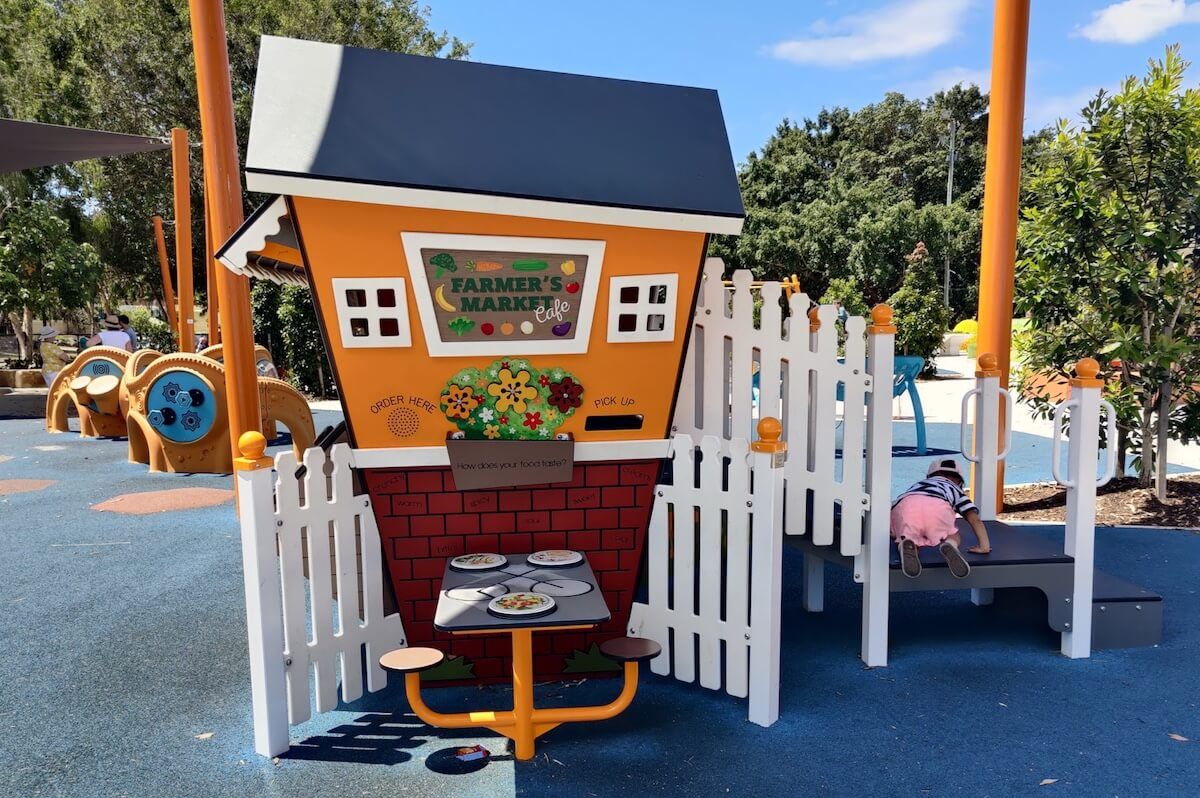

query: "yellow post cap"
left=1075, top=357, right=1100, bottom=380
left=751, top=416, right=787, bottom=455
left=238, top=430, right=268, bottom=461
left=869, top=304, right=896, bottom=334
left=975, top=352, right=1001, bottom=377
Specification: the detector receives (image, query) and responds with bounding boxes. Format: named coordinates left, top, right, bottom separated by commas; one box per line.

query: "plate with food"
left=526, top=549, right=583, bottom=567
left=487, top=592, right=556, bottom=618
left=449, top=553, right=507, bottom=571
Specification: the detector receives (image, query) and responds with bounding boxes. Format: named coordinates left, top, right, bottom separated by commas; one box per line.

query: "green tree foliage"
left=126, top=307, right=177, bottom=353
left=1016, top=47, right=1200, bottom=498
left=0, top=199, right=102, bottom=361
left=711, top=85, right=994, bottom=321
left=888, top=242, right=950, bottom=369
left=251, top=281, right=335, bottom=397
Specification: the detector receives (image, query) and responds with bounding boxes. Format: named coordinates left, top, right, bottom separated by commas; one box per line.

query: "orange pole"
left=204, top=181, right=221, bottom=346
left=171, top=128, right=195, bottom=353
left=975, top=0, right=1030, bottom=510
left=151, top=215, right=178, bottom=335
left=188, top=0, right=261, bottom=457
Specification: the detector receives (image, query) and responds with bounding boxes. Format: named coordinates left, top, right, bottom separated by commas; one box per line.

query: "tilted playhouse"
left=222, top=37, right=1162, bottom=758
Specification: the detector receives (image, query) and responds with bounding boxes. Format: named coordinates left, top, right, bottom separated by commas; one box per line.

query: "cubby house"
left=219, top=36, right=743, bottom=680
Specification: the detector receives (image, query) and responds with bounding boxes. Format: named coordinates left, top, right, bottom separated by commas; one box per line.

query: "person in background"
left=38, top=326, right=67, bottom=387
left=891, top=458, right=990, bottom=579
left=118, top=314, right=139, bottom=351
left=86, top=314, right=133, bottom=352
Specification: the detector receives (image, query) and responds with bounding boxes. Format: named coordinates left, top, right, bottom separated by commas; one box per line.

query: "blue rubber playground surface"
left=2, top=413, right=1198, bottom=797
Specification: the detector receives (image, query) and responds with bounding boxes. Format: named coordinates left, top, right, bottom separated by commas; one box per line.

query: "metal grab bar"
left=1097, top=399, right=1118, bottom=487
left=1051, top=399, right=1079, bottom=488
left=960, top=386, right=1014, bottom=464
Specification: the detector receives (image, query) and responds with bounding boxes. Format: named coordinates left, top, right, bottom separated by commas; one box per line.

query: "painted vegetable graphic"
left=500, top=322, right=514, bottom=335
left=512, top=259, right=548, bottom=272
left=560, top=259, right=576, bottom=275
left=431, top=252, right=457, bottom=277
left=565, top=281, right=580, bottom=294
left=470, top=260, right=504, bottom=272
left=480, top=322, right=494, bottom=336
left=434, top=283, right=457, bottom=312
left=551, top=322, right=572, bottom=337
left=448, top=316, right=475, bottom=336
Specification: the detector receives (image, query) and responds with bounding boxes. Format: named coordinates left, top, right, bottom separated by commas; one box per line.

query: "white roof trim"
left=246, top=171, right=745, bottom=235
left=216, top=195, right=308, bottom=287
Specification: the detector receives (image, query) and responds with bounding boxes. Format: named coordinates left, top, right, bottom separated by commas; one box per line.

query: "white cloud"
left=768, top=0, right=973, bottom=67
left=1025, top=86, right=1105, bottom=130
left=1077, top=0, right=1200, bottom=44
left=900, top=65, right=990, bottom=96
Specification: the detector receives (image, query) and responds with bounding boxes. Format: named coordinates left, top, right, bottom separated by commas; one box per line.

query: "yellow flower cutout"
left=486, top=368, right=538, bottom=414
left=440, top=384, right=480, bottom=420
left=484, top=424, right=501, bottom=439
left=544, top=408, right=559, bottom=422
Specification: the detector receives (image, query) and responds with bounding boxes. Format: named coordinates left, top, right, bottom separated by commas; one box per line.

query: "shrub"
left=251, top=281, right=336, bottom=397
left=952, top=318, right=978, bottom=334
left=127, top=307, right=176, bottom=352
left=818, top=277, right=870, bottom=318
left=888, top=242, right=950, bottom=370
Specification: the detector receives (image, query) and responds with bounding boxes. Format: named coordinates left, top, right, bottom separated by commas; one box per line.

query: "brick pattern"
left=365, top=459, right=660, bottom=682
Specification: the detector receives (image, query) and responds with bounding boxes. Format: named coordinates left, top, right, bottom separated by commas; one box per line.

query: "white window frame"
left=331, top=277, right=412, bottom=348
left=401, top=233, right=605, bottom=357
left=606, top=273, right=679, bottom=343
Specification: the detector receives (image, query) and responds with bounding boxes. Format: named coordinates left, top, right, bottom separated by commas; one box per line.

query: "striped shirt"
left=893, top=476, right=978, bottom=516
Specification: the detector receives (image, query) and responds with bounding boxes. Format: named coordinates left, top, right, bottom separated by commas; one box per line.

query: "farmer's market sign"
left=401, top=233, right=605, bottom=356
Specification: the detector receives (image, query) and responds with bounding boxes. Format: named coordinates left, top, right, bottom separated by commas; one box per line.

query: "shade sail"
left=0, top=118, right=169, bottom=174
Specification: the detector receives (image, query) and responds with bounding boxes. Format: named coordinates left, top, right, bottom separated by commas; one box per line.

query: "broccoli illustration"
left=447, top=316, right=475, bottom=336
left=431, top=252, right=457, bottom=278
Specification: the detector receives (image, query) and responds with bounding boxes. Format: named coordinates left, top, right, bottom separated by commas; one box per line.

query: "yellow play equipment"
left=123, top=351, right=314, bottom=473
left=45, top=346, right=134, bottom=438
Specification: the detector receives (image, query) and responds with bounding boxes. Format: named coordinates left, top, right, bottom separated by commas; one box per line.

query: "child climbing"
left=891, top=458, right=990, bottom=578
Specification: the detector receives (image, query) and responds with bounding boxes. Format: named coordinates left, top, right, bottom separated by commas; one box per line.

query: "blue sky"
left=427, top=0, right=1200, bottom=163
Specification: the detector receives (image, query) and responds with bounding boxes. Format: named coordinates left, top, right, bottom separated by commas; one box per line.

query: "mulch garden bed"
left=1002, top=474, right=1200, bottom=529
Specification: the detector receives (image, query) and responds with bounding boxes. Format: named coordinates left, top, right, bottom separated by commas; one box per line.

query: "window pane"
left=377, top=288, right=397, bottom=307
left=648, top=285, right=668, bottom=304
left=350, top=318, right=370, bottom=337
left=619, top=286, right=640, bottom=304
left=646, top=314, right=666, bottom=332
left=618, top=314, right=638, bottom=332
left=379, top=317, right=400, bottom=337
left=345, top=289, right=367, bottom=307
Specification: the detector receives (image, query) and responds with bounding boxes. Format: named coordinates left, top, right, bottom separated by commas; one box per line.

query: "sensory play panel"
left=45, top=346, right=133, bottom=438
left=221, top=35, right=744, bottom=680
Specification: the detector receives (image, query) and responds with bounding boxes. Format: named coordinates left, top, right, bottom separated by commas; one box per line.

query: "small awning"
left=215, top=195, right=308, bottom=287
left=0, top=118, right=169, bottom=174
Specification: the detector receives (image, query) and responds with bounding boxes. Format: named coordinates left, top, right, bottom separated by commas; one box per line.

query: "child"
left=891, top=458, right=990, bottom=578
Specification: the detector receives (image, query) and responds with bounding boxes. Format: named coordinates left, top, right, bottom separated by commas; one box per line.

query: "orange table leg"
left=511, top=628, right=537, bottom=760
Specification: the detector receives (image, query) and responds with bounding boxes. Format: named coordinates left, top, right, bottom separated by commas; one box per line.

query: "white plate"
left=527, top=549, right=583, bottom=567
left=487, top=592, right=556, bottom=617
left=449, top=553, right=507, bottom=571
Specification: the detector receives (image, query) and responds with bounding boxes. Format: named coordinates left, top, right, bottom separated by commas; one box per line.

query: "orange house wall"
left=289, top=197, right=706, bottom=448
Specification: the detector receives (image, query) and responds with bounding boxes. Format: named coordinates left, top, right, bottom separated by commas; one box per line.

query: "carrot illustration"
left=470, top=260, right=504, bottom=272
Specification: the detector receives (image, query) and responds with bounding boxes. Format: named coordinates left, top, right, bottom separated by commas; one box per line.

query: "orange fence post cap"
left=1075, top=357, right=1100, bottom=380
left=235, top=430, right=272, bottom=471
left=975, top=352, right=1001, bottom=377
left=808, top=307, right=821, bottom=330
left=869, top=304, right=896, bottom=334
left=751, top=416, right=787, bottom=456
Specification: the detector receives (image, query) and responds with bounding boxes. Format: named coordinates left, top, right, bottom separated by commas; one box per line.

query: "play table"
left=380, top=552, right=660, bottom=760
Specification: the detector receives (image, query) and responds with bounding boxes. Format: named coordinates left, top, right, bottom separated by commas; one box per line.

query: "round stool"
left=379, top=647, right=445, bottom=674
left=599, top=636, right=662, bottom=663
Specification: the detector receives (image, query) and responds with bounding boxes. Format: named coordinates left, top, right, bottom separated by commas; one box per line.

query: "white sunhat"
left=926, top=457, right=964, bottom=482
left=39, top=325, right=58, bottom=341
left=102, top=313, right=121, bottom=330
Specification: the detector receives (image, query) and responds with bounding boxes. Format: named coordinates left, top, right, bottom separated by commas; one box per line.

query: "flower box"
left=445, top=434, right=574, bottom=490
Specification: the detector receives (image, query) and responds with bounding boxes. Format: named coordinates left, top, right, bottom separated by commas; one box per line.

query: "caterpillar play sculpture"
left=45, top=346, right=134, bottom=438
left=124, top=352, right=315, bottom=473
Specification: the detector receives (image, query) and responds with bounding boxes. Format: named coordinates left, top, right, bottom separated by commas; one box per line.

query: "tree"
left=0, top=199, right=102, bottom=361
left=711, top=85, right=994, bottom=320
left=888, top=242, right=951, bottom=369
left=1016, top=47, right=1200, bottom=500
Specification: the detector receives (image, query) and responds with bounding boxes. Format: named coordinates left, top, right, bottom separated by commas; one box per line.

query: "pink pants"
left=890, top=494, right=957, bottom=547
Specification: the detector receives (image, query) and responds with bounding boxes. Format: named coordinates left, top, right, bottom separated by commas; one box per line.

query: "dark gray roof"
left=246, top=36, right=743, bottom=225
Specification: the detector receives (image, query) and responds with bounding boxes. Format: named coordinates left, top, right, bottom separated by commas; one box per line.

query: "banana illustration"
left=434, top=283, right=456, bottom=312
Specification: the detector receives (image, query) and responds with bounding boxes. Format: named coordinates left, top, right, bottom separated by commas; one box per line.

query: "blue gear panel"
left=146, top=370, right=217, bottom=443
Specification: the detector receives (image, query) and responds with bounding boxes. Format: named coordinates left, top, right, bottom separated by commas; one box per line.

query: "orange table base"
left=406, top=627, right=639, bottom=760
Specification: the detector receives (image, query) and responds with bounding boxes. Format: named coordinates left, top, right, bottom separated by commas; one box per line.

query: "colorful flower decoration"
left=440, top=384, right=480, bottom=420
left=487, top=368, right=539, bottom=414
left=547, top=377, right=584, bottom=413
left=439, top=360, right=585, bottom=440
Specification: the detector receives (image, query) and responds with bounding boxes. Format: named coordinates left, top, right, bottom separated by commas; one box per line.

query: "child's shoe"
left=939, top=541, right=971, bottom=578
left=898, top=538, right=921, bottom=578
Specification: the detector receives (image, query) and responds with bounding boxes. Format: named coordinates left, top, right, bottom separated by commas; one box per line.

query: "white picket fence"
left=627, top=434, right=785, bottom=726
left=237, top=443, right=406, bottom=757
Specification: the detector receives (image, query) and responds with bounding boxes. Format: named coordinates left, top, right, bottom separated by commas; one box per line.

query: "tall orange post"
left=204, top=181, right=221, bottom=346
left=975, top=0, right=1031, bottom=509
left=151, top=215, right=178, bottom=335
left=188, top=0, right=260, bottom=457
left=171, top=127, right=195, bottom=353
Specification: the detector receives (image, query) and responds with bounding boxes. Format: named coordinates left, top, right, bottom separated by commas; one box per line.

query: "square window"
left=345, top=289, right=367, bottom=308
left=377, top=288, right=397, bottom=308
left=618, top=314, right=638, bottom=332
left=379, top=317, right=400, bottom=337
left=350, top=318, right=370, bottom=337
left=646, top=314, right=666, bottom=332
left=648, top=285, right=669, bottom=304
left=620, top=286, right=640, bottom=304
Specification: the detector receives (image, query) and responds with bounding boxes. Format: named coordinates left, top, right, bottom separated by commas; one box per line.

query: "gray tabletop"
left=433, top=553, right=611, bottom=633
